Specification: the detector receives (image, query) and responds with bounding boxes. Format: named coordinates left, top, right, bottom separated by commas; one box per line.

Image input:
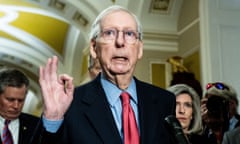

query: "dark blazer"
left=33, top=75, right=176, bottom=144
left=187, top=133, right=212, bottom=144
left=0, top=113, right=39, bottom=144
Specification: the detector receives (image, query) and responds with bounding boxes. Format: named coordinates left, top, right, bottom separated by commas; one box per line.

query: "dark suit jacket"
left=0, top=113, right=39, bottom=144
left=33, top=75, right=176, bottom=144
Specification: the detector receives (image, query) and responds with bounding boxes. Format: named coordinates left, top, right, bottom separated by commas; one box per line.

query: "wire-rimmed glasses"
left=96, top=28, right=141, bottom=44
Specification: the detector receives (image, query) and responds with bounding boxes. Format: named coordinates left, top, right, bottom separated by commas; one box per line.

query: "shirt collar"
left=100, top=74, right=138, bottom=106
left=230, top=115, right=238, bottom=124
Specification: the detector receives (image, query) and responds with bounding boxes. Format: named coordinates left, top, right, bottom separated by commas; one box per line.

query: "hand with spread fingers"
left=39, top=56, right=74, bottom=120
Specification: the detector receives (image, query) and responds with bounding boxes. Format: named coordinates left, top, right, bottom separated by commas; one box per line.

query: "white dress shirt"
left=0, top=116, right=20, bottom=144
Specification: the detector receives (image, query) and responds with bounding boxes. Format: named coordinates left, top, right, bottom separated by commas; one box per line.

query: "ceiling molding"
left=150, top=0, right=174, bottom=14
left=143, top=32, right=179, bottom=52
left=1, top=0, right=187, bottom=83
left=178, top=18, right=200, bottom=35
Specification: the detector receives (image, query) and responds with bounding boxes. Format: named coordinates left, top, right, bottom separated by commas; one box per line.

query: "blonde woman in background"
left=167, top=84, right=209, bottom=144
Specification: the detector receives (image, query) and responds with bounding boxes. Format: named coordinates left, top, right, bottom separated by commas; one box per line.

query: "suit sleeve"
left=29, top=118, right=65, bottom=144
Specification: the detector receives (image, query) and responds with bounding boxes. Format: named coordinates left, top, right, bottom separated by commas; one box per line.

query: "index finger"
left=39, top=56, right=59, bottom=83
left=45, top=56, right=58, bottom=82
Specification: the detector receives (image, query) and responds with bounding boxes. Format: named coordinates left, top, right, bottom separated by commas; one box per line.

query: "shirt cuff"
left=42, top=116, right=63, bottom=133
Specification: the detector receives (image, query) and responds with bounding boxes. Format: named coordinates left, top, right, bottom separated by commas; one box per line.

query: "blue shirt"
left=43, top=74, right=139, bottom=140
left=229, top=115, right=239, bottom=130
left=101, top=75, right=139, bottom=139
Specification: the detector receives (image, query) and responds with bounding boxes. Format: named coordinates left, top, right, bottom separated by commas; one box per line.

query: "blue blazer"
left=33, top=75, right=176, bottom=144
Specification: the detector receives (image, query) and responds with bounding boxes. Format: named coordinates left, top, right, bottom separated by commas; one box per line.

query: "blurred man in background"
left=0, top=68, right=39, bottom=144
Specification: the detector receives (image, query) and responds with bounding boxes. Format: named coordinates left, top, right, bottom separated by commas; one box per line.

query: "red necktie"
left=121, top=92, right=139, bottom=144
left=2, top=120, right=13, bottom=144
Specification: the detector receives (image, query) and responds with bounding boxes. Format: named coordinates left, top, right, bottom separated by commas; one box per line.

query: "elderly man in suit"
left=32, top=5, right=176, bottom=144
left=0, top=68, right=39, bottom=144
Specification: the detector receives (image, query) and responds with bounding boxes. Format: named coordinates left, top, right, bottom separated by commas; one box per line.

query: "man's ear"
left=90, top=39, right=97, bottom=59
left=137, top=41, right=143, bottom=59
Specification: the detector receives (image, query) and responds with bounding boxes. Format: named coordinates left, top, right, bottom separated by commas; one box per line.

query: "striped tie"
left=2, top=120, right=13, bottom=144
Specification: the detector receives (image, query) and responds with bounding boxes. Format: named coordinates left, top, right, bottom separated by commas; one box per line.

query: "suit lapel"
left=135, top=79, right=162, bottom=143
left=18, top=120, right=23, bottom=144
left=81, top=78, right=122, bottom=144
left=18, top=115, right=27, bottom=144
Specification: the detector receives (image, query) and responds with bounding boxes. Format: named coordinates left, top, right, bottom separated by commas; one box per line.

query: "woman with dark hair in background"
left=201, top=82, right=235, bottom=144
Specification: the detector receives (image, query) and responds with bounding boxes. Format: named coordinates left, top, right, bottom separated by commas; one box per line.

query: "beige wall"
left=134, top=0, right=201, bottom=89
left=178, top=0, right=199, bottom=31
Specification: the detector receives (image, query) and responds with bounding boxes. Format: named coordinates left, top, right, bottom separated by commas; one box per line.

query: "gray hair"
left=89, top=5, right=143, bottom=41
left=167, top=84, right=203, bottom=134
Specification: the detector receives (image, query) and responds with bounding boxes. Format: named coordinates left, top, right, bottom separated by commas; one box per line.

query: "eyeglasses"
left=206, top=82, right=229, bottom=90
left=96, top=28, right=141, bottom=44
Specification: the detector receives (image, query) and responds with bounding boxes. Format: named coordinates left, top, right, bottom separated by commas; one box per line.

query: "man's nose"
left=115, top=31, right=125, bottom=47
left=12, top=101, right=20, bottom=108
